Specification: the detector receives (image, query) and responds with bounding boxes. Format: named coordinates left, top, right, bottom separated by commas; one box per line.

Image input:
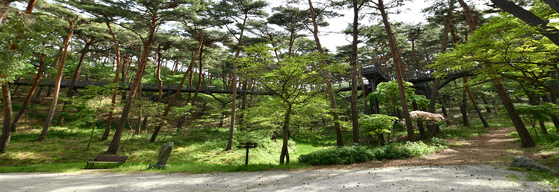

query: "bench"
left=86, top=155, right=128, bottom=168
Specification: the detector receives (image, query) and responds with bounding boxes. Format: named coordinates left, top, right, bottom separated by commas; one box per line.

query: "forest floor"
left=1, top=127, right=557, bottom=191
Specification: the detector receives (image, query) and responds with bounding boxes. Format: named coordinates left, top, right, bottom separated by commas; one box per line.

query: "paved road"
left=0, top=165, right=552, bottom=192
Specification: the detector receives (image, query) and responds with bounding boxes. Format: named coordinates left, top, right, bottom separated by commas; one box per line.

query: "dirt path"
left=335, top=127, right=549, bottom=169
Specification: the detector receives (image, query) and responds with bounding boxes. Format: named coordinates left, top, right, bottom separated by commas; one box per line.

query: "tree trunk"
left=0, top=1, right=12, bottom=24
left=38, top=21, right=74, bottom=141
left=11, top=54, right=45, bottom=132
left=59, top=41, right=92, bottom=125
left=225, top=13, right=249, bottom=151
left=480, top=94, right=492, bottom=113
left=541, top=0, right=559, bottom=12
left=308, top=0, right=343, bottom=146
left=106, top=17, right=158, bottom=154
left=457, top=0, right=476, bottom=31
left=351, top=0, right=360, bottom=144
left=149, top=27, right=203, bottom=143
left=492, top=78, right=535, bottom=147
left=463, top=77, right=488, bottom=127
left=0, top=83, right=13, bottom=153
left=541, top=95, right=559, bottom=132
left=156, top=47, right=163, bottom=103
left=239, top=79, right=247, bottom=130
left=279, top=105, right=292, bottom=165
left=190, top=47, right=204, bottom=105
left=378, top=0, right=416, bottom=141
left=25, top=0, right=37, bottom=14
left=491, top=0, right=559, bottom=46
left=460, top=88, right=470, bottom=127
left=101, top=22, right=122, bottom=141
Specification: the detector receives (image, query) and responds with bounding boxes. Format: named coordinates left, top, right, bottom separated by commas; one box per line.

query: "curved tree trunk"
left=11, top=54, right=45, bottom=132
left=308, top=0, right=344, bottom=146
left=101, top=22, right=122, bottom=141
left=149, top=26, right=203, bottom=143
left=378, top=0, right=416, bottom=141
left=58, top=41, right=92, bottom=125
left=38, top=20, right=75, bottom=141
left=225, top=13, right=249, bottom=151
left=106, top=17, right=158, bottom=154
left=190, top=46, right=204, bottom=105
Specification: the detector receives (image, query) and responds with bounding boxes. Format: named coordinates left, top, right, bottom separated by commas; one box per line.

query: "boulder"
left=149, top=142, right=174, bottom=169
left=511, top=155, right=558, bottom=175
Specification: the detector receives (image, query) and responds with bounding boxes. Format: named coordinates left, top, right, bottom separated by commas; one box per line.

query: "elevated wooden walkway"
left=13, top=79, right=268, bottom=95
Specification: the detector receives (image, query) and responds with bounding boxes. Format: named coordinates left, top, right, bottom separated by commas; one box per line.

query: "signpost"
left=236, top=142, right=257, bottom=165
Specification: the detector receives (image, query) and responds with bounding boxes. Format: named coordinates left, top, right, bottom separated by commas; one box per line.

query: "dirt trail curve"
left=0, top=127, right=556, bottom=192
left=340, top=127, right=548, bottom=169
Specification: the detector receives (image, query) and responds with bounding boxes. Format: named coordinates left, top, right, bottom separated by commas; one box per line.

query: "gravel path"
left=0, top=165, right=552, bottom=192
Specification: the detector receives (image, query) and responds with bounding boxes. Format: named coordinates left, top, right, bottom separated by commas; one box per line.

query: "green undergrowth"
left=298, top=138, right=447, bottom=166
left=0, top=124, right=340, bottom=173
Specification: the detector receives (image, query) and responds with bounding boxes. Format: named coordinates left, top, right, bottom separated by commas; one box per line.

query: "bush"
left=298, top=140, right=446, bottom=166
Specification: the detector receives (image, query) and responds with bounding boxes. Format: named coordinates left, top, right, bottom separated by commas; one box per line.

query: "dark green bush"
left=298, top=140, right=446, bottom=166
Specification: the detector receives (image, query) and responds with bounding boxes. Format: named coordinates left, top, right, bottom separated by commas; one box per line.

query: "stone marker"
left=149, top=142, right=174, bottom=169
left=511, top=155, right=558, bottom=175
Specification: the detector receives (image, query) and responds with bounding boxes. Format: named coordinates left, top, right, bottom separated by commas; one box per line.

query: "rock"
left=511, top=155, right=558, bottom=175
left=149, top=142, right=174, bottom=169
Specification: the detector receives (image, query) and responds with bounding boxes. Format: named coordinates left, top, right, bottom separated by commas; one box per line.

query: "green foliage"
left=367, top=80, right=428, bottom=115
left=359, top=114, right=398, bottom=142
left=298, top=140, right=446, bottom=166
left=509, top=103, right=559, bottom=128
left=0, top=13, right=57, bottom=83
left=431, top=5, right=559, bottom=91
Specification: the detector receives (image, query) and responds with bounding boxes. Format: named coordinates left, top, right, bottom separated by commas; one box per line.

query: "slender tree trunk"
left=0, top=84, right=13, bottom=153
left=11, top=54, right=45, bottom=132
left=279, top=105, right=292, bottom=164
left=492, top=78, right=535, bottom=147
left=378, top=0, right=416, bottom=141
left=172, top=58, right=179, bottom=76
left=239, top=79, right=247, bottom=130
left=149, top=27, right=203, bottom=143
left=308, top=0, right=343, bottom=146
left=107, top=17, right=158, bottom=154
left=480, top=94, right=492, bottom=113
left=38, top=21, right=74, bottom=141
left=156, top=47, right=163, bottom=103
left=0, top=1, right=12, bottom=24
left=225, top=13, right=249, bottom=151
left=463, top=77, right=488, bottom=127
left=58, top=42, right=92, bottom=125
left=411, top=40, right=422, bottom=74
left=460, top=88, right=469, bottom=126
left=190, top=47, right=204, bottom=105
left=351, top=0, right=360, bottom=144
left=101, top=22, right=122, bottom=141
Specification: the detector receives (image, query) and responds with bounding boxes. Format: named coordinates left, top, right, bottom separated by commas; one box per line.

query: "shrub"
left=298, top=140, right=446, bottom=166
